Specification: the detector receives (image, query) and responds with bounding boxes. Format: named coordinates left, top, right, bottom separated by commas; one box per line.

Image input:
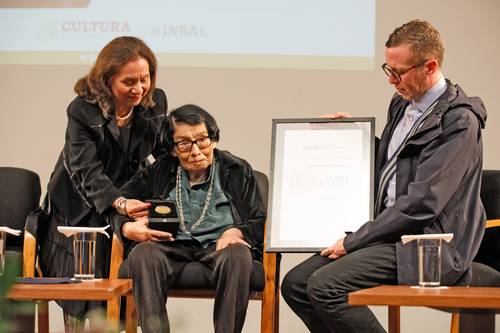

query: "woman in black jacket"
left=38, top=36, right=168, bottom=326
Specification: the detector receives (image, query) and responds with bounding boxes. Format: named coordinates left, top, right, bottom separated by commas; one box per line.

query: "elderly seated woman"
left=108, top=104, right=265, bottom=333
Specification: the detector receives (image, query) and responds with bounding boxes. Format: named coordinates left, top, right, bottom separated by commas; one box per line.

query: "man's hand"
left=320, top=237, right=347, bottom=259
left=320, top=112, right=352, bottom=119
left=216, top=228, right=250, bottom=251
left=122, top=217, right=174, bottom=242
left=125, top=199, right=151, bottom=219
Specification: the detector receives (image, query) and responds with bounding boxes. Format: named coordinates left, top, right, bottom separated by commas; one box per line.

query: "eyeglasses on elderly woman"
left=174, top=137, right=212, bottom=153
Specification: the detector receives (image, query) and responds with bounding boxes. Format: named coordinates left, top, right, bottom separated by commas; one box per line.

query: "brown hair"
left=385, top=19, right=444, bottom=66
left=74, top=36, right=157, bottom=117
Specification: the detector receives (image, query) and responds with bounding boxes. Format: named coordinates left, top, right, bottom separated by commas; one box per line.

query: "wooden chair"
left=108, top=170, right=281, bottom=333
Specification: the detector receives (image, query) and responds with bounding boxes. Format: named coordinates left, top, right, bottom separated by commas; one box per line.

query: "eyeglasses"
left=174, top=137, right=212, bottom=153
left=381, top=60, right=427, bottom=83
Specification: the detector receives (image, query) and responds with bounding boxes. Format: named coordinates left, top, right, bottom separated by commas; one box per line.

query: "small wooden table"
left=7, top=278, right=136, bottom=333
left=348, top=285, right=500, bottom=333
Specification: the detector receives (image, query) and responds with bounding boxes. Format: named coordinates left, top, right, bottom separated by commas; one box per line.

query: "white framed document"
left=266, top=118, right=375, bottom=252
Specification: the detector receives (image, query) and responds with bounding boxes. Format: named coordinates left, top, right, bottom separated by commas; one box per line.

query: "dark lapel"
left=128, top=107, right=149, bottom=158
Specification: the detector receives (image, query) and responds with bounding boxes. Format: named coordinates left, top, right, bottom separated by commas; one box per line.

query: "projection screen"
left=0, top=0, right=375, bottom=70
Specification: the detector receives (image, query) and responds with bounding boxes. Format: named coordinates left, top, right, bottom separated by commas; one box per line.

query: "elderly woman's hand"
left=216, top=228, right=250, bottom=251
left=122, top=217, right=174, bottom=242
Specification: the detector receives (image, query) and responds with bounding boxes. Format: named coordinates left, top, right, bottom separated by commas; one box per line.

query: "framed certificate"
left=266, top=118, right=375, bottom=252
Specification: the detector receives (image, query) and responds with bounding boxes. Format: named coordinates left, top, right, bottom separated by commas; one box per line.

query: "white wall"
left=3, top=0, right=500, bottom=332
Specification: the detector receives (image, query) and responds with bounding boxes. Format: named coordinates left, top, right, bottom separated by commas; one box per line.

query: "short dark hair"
left=385, top=19, right=444, bottom=66
left=161, top=104, right=220, bottom=152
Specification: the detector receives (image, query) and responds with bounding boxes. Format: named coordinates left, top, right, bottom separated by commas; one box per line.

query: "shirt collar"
left=412, top=75, right=447, bottom=112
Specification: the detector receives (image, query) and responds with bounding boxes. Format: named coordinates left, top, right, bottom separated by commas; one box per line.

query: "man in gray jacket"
left=281, top=19, right=487, bottom=332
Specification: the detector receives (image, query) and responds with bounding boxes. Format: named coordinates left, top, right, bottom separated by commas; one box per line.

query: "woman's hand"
left=216, top=228, right=250, bottom=251
left=122, top=217, right=174, bottom=242
left=125, top=199, right=151, bottom=218
left=113, top=197, right=150, bottom=218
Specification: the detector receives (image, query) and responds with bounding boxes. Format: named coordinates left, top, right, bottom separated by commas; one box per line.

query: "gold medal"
left=155, top=205, right=171, bottom=215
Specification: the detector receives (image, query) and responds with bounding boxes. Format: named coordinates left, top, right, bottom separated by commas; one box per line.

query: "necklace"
left=116, top=108, right=133, bottom=120
left=175, top=161, right=216, bottom=234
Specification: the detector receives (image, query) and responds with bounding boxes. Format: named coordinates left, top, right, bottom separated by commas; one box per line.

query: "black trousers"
left=281, top=244, right=398, bottom=333
left=119, top=241, right=253, bottom=333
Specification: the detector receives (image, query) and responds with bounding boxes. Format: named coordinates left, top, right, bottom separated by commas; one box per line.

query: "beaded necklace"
left=175, top=160, right=216, bottom=234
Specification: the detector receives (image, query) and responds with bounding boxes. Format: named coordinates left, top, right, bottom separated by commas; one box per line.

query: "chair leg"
left=106, top=297, right=120, bottom=332
left=388, top=306, right=400, bottom=333
left=37, top=301, right=49, bottom=333
left=258, top=285, right=281, bottom=333
left=260, top=249, right=280, bottom=333
left=273, top=292, right=280, bottom=333
left=125, top=292, right=138, bottom=333
left=260, top=291, right=275, bottom=333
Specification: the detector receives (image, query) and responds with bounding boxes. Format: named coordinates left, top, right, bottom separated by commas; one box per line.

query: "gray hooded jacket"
left=344, top=80, right=487, bottom=286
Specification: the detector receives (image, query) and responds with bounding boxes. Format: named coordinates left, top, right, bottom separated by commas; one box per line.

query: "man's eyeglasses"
left=174, top=137, right=212, bottom=152
left=381, top=60, right=427, bottom=83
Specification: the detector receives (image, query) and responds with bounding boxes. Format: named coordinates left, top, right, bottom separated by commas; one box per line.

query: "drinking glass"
left=73, top=232, right=97, bottom=280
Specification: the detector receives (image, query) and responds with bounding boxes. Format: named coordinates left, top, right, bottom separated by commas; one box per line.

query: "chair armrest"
left=109, top=233, right=124, bottom=279
left=485, top=219, right=500, bottom=229
left=23, top=230, right=37, bottom=278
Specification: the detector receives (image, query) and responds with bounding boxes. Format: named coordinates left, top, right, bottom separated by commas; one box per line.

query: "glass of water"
left=73, top=232, right=97, bottom=280
left=418, top=238, right=442, bottom=287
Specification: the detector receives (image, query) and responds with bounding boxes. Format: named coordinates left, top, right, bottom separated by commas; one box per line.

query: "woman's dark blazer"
left=45, top=88, right=168, bottom=226
left=38, top=88, right=167, bottom=316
